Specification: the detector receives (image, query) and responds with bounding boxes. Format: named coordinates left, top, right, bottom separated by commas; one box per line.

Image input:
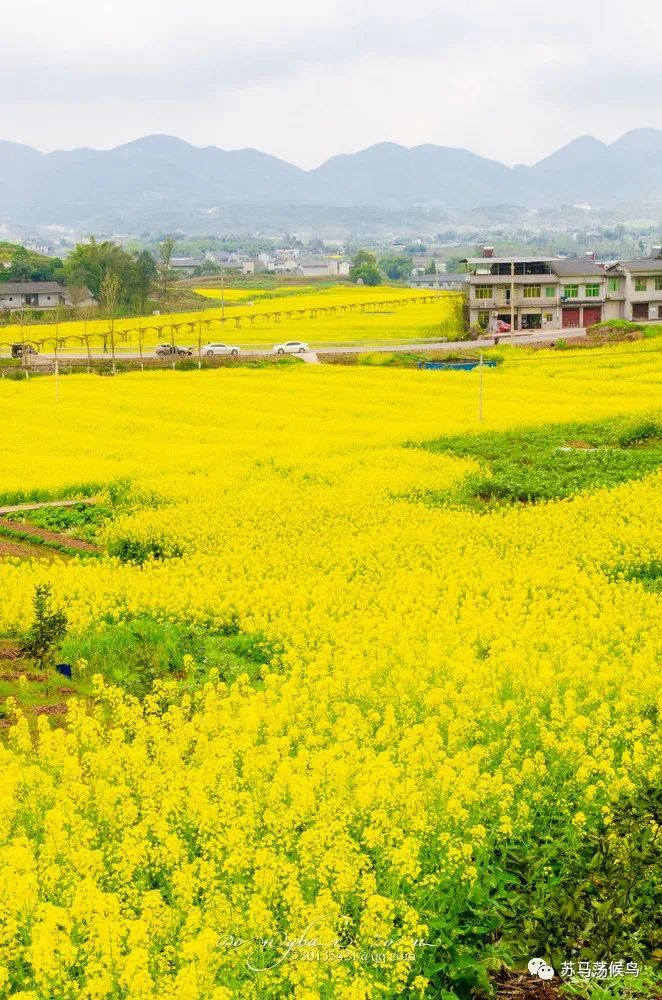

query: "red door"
left=582, top=306, right=602, bottom=327
left=562, top=307, right=581, bottom=328
left=633, top=303, right=649, bottom=321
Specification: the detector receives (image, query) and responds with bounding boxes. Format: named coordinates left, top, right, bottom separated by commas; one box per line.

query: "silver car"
left=272, top=340, right=310, bottom=354
left=205, top=342, right=240, bottom=356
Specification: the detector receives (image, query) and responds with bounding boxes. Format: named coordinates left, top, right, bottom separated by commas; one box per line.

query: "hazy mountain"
left=1, top=129, right=662, bottom=232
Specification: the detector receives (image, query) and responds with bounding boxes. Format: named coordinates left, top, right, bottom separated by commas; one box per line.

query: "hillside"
left=0, top=241, right=62, bottom=282
left=2, top=129, right=662, bottom=231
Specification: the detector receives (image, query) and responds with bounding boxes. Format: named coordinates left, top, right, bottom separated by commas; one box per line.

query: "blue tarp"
left=417, top=360, right=498, bottom=371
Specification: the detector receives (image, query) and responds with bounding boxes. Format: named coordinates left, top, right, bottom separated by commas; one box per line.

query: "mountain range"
left=2, top=129, right=662, bottom=232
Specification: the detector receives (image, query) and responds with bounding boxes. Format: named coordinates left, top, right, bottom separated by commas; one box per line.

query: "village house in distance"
left=455, top=248, right=662, bottom=331
left=0, top=281, right=96, bottom=312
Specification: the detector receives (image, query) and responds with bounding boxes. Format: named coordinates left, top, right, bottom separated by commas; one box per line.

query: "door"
left=633, top=303, right=649, bottom=321
left=582, top=306, right=602, bottom=327
left=562, top=307, right=581, bottom=328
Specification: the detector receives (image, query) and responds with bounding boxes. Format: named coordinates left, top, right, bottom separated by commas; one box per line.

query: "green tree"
left=130, top=250, right=157, bottom=313
left=424, top=258, right=438, bottom=275
left=63, top=238, right=135, bottom=302
left=349, top=250, right=382, bottom=286
left=9, top=247, right=33, bottom=280
left=444, top=255, right=465, bottom=274
left=378, top=255, right=413, bottom=281
left=19, top=584, right=68, bottom=695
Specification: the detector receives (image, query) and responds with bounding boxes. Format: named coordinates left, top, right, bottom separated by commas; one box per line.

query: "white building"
left=604, top=258, right=662, bottom=322
left=0, top=281, right=96, bottom=311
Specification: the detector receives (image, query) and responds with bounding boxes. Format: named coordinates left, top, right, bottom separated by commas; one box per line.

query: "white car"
left=272, top=340, right=310, bottom=354
left=204, top=342, right=240, bottom=356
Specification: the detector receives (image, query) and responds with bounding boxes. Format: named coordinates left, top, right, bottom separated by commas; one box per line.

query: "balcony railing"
left=471, top=297, right=560, bottom=308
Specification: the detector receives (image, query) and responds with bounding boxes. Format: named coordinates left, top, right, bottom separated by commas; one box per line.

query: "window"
left=474, top=286, right=492, bottom=299
left=545, top=286, right=556, bottom=297
left=563, top=285, right=579, bottom=298
left=634, top=278, right=647, bottom=292
left=608, top=278, right=620, bottom=292
left=585, top=284, right=600, bottom=297
left=477, top=311, right=490, bottom=327
left=545, top=313, right=554, bottom=323
left=655, top=277, right=662, bottom=291
left=523, top=285, right=541, bottom=298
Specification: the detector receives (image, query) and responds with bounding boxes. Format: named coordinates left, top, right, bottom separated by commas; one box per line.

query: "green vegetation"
left=64, top=237, right=158, bottom=312
left=19, top=584, right=68, bottom=695
left=378, top=255, right=413, bottom=281
left=0, top=242, right=63, bottom=283
left=608, top=559, right=662, bottom=594
left=58, top=616, right=279, bottom=698
left=107, top=536, right=183, bottom=564
left=408, top=414, right=662, bottom=508
left=349, top=249, right=382, bottom=286
left=5, top=500, right=114, bottom=542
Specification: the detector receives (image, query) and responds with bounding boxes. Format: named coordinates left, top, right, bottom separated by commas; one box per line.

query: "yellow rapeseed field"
left=0, top=285, right=453, bottom=354
left=0, top=340, right=660, bottom=998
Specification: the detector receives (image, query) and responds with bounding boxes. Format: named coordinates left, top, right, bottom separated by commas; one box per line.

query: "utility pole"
left=220, top=263, right=225, bottom=321
left=510, top=260, right=515, bottom=337
left=54, top=340, right=60, bottom=403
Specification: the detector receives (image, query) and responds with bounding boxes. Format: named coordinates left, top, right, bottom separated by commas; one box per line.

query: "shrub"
left=107, top=536, right=182, bottom=565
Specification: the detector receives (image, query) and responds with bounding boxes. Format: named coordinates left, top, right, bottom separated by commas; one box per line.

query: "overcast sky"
left=3, top=0, right=662, bottom=167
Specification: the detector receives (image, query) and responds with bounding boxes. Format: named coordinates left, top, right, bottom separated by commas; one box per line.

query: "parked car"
left=272, top=340, right=310, bottom=354
left=204, top=343, right=240, bottom=356
left=495, top=320, right=511, bottom=333
left=155, top=343, right=192, bottom=356
left=10, top=343, right=38, bottom=358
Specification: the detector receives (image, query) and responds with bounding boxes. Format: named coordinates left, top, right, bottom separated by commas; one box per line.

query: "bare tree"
left=99, top=271, right=121, bottom=372
left=67, top=283, right=89, bottom=319
left=157, top=237, right=176, bottom=304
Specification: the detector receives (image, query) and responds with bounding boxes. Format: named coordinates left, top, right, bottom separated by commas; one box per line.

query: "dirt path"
left=0, top=517, right=100, bottom=553
left=0, top=498, right=95, bottom=516
left=0, top=537, right=63, bottom=559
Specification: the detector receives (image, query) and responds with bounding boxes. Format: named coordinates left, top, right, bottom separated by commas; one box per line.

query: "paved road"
left=14, top=328, right=587, bottom=362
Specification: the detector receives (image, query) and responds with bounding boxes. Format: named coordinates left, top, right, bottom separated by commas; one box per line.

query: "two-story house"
left=462, top=253, right=612, bottom=331
left=604, top=259, right=662, bottom=322
left=462, top=255, right=560, bottom=331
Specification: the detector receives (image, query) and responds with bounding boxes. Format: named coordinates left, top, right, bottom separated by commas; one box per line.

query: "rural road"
left=25, top=328, right=587, bottom=362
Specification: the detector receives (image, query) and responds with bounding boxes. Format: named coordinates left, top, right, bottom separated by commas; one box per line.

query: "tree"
left=131, top=251, right=157, bottom=313
left=444, top=255, right=465, bottom=274
left=67, top=282, right=89, bottom=318
left=193, top=260, right=222, bottom=278
left=378, top=255, right=413, bottom=281
left=63, top=238, right=135, bottom=302
left=9, top=247, right=32, bottom=280
left=349, top=250, right=382, bottom=287
left=19, top=583, right=68, bottom=696
left=157, top=236, right=176, bottom=304
left=99, top=270, right=122, bottom=370
left=424, top=259, right=438, bottom=275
